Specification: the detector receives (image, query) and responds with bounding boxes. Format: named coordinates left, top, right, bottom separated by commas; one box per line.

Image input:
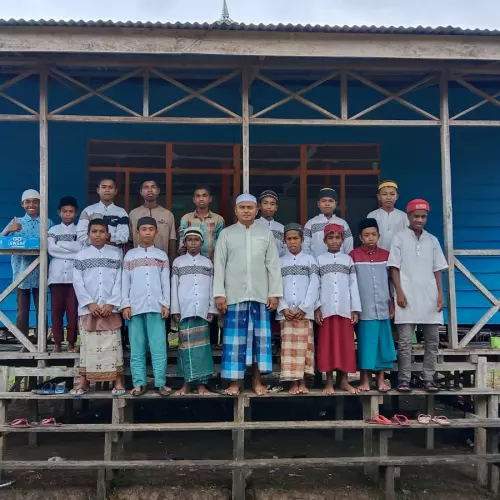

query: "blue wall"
left=1, top=75, right=500, bottom=326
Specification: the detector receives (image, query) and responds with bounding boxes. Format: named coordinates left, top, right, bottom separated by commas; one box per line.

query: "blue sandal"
left=70, top=387, right=89, bottom=397
left=111, top=388, right=126, bottom=397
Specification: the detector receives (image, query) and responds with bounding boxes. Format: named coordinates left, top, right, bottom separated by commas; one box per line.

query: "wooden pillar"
left=299, top=145, right=307, bottom=226
left=340, top=174, right=346, bottom=219
left=233, top=145, right=241, bottom=223
left=0, top=367, right=9, bottom=481
left=124, top=171, right=130, bottom=213
left=242, top=68, right=250, bottom=194
left=488, top=394, right=499, bottom=494
left=475, top=356, right=488, bottom=487
left=425, top=395, right=435, bottom=450
left=220, top=161, right=231, bottom=223
left=439, top=71, right=458, bottom=349
left=341, top=71, right=348, bottom=120
left=37, top=68, right=49, bottom=353
left=166, top=143, right=173, bottom=210
left=232, top=396, right=246, bottom=500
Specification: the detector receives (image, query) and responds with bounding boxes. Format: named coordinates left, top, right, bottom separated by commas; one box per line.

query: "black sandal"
left=397, top=384, right=412, bottom=394
left=158, top=386, right=172, bottom=397
left=130, top=386, right=148, bottom=397
left=424, top=382, right=440, bottom=393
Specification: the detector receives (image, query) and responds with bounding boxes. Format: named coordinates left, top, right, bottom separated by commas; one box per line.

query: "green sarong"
left=177, top=316, right=214, bottom=384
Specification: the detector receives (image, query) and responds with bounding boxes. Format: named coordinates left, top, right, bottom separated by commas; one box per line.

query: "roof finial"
left=217, top=0, right=233, bottom=25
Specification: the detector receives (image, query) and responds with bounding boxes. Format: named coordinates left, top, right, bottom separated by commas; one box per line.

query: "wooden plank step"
left=0, top=387, right=498, bottom=400
left=1, top=455, right=500, bottom=470
left=2, top=418, right=500, bottom=433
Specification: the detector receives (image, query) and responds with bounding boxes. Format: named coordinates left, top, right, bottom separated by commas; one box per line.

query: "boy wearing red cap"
left=304, top=188, right=353, bottom=258
left=367, top=180, right=408, bottom=251
left=315, top=224, right=361, bottom=394
left=388, top=199, right=448, bottom=393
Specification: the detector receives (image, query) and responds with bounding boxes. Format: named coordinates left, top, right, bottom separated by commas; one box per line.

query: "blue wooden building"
left=0, top=18, right=500, bottom=350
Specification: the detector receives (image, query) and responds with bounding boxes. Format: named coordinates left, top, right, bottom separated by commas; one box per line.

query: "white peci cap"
left=235, top=193, right=257, bottom=206
left=21, top=189, right=40, bottom=202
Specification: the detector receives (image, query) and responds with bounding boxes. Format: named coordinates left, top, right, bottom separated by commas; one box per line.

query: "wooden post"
left=232, top=396, right=246, bottom=500
left=38, top=68, right=49, bottom=353
left=166, top=143, right=173, bottom=210
left=341, top=70, right=348, bottom=120
left=242, top=68, right=250, bottom=194
left=488, top=394, right=499, bottom=493
left=362, top=396, right=379, bottom=479
left=233, top=144, right=241, bottom=216
left=340, top=174, right=346, bottom=219
left=425, top=395, right=435, bottom=450
left=475, top=356, right=488, bottom=487
left=335, top=396, right=344, bottom=441
left=143, top=68, right=149, bottom=118
left=28, top=399, right=38, bottom=448
left=299, top=145, right=308, bottom=226
left=0, top=367, right=9, bottom=481
left=439, top=71, right=458, bottom=349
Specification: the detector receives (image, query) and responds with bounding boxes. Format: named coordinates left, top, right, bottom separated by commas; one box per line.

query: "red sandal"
left=366, top=414, right=392, bottom=425
left=432, top=415, right=451, bottom=426
left=9, top=418, right=32, bottom=428
left=39, top=418, right=62, bottom=427
left=391, top=414, right=410, bottom=426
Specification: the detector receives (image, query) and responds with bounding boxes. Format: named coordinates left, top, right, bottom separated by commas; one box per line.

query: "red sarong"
left=317, top=315, right=356, bottom=374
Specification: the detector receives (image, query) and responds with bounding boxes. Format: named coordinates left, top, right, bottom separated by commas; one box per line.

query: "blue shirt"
left=3, top=214, right=54, bottom=289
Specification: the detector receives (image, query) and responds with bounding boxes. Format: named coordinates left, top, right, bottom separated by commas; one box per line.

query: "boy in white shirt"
left=255, top=190, right=286, bottom=257
left=367, top=180, right=408, bottom=251
left=315, top=224, right=361, bottom=394
left=304, top=188, right=353, bottom=257
left=72, top=219, right=125, bottom=396
left=77, top=178, right=129, bottom=253
left=172, top=228, right=216, bottom=395
left=277, top=223, right=319, bottom=394
left=122, top=217, right=171, bottom=397
left=48, top=196, right=82, bottom=352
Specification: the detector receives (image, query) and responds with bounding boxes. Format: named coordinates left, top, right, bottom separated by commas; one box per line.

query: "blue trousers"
left=129, top=312, right=167, bottom=388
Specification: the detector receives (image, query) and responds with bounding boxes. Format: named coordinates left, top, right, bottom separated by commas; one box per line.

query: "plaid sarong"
left=177, top=317, right=214, bottom=384
left=221, top=301, right=272, bottom=380
left=280, top=319, right=315, bottom=381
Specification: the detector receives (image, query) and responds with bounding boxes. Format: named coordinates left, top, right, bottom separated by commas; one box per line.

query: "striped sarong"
left=221, top=301, right=272, bottom=380
left=177, top=316, right=214, bottom=384
left=280, top=319, right=315, bottom=381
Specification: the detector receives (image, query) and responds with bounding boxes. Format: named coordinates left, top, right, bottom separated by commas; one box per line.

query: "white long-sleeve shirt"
left=367, top=207, right=408, bottom=251
left=48, top=222, right=82, bottom=285
left=171, top=253, right=217, bottom=320
left=303, top=214, right=353, bottom=257
left=317, top=251, right=361, bottom=320
left=76, top=201, right=130, bottom=248
left=277, top=251, right=319, bottom=320
left=121, top=246, right=170, bottom=316
left=73, top=245, right=122, bottom=316
left=255, top=217, right=287, bottom=257
left=214, top=222, right=283, bottom=305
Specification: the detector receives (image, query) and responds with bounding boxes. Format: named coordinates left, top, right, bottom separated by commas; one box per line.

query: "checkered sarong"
left=280, top=319, right=315, bottom=381
left=221, top=301, right=272, bottom=380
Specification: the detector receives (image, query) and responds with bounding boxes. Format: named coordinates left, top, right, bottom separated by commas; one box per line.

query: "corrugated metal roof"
left=0, top=19, right=499, bottom=36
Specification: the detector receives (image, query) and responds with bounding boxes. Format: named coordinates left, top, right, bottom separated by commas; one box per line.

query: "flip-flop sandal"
left=38, top=383, right=56, bottom=395
left=397, top=384, right=412, bottom=394
left=70, top=387, right=89, bottom=398
left=39, top=418, right=62, bottom=427
left=54, top=385, right=68, bottom=394
left=111, top=388, right=126, bottom=397
left=158, top=387, right=172, bottom=397
left=9, top=418, right=32, bottom=428
left=377, top=385, right=391, bottom=393
left=433, top=415, right=451, bottom=426
left=366, top=415, right=392, bottom=425
left=266, top=385, right=284, bottom=393
left=425, top=382, right=440, bottom=393
left=391, top=414, right=410, bottom=426
left=213, top=388, right=239, bottom=396
left=417, top=414, right=432, bottom=424
left=131, top=386, right=148, bottom=397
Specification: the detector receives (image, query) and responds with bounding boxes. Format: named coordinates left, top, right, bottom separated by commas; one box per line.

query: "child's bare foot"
left=252, top=380, right=268, bottom=396
left=359, top=382, right=371, bottom=392
left=340, top=380, right=360, bottom=394
left=67, top=343, right=79, bottom=353
left=53, top=344, right=62, bottom=353
left=176, top=383, right=190, bottom=395
left=298, top=380, right=309, bottom=394
left=289, top=381, right=300, bottom=395
left=323, top=382, right=335, bottom=395
left=197, top=385, right=210, bottom=395
left=377, top=373, right=391, bottom=392
left=225, top=382, right=241, bottom=395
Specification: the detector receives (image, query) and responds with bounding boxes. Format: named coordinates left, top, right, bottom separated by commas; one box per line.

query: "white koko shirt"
left=387, top=227, right=448, bottom=325
left=171, top=253, right=217, bottom=321
left=121, top=246, right=170, bottom=316
left=277, top=251, right=319, bottom=321
left=303, top=214, right=353, bottom=257
left=76, top=201, right=130, bottom=249
left=317, top=251, right=361, bottom=320
left=367, top=207, right=408, bottom=252
left=48, top=222, right=82, bottom=285
left=73, top=245, right=122, bottom=316
left=255, top=217, right=287, bottom=257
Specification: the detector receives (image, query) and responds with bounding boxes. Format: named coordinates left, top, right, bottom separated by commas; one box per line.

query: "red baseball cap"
left=406, top=199, right=430, bottom=213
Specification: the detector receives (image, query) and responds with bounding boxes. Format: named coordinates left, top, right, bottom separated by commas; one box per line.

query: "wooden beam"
left=0, top=311, right=37, bottom=352
left=459, top=303, right=500, bottom=348
left=3, top=28, right=500, bottom=61
left=440, top=71, right=458, bottom=350
left=250, top=118, right=440, bottom=126
left=454, top=258, right=498, bottom=305
left=454, top=249, right=500, bottom=256
left=48, top=115, right=242, bottom=124
left=0, top=257, right=40, bottom=304
left=242, top=68, right=250, bottom=194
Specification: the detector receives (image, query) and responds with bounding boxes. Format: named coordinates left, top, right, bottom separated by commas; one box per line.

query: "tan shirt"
left=129, top=205, right=176, bottom=254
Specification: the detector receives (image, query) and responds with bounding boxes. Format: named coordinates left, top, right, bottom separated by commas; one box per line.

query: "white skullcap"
left=21, top=189, right=40, bottom=202
left=184, top=227, right=204, bottom=241
left=235, top=193, right=257, bottom=206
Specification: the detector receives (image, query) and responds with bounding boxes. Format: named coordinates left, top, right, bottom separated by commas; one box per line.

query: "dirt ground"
left=0, top=395, right=496, bottom=500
